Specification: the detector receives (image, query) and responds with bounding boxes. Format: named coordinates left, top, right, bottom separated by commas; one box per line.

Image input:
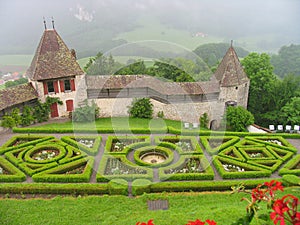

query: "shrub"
left=157, top=111, right=164, bottom=118
left=1, top=115, right=16, bottom=128
left=131, top=179, right=152, bottom=196
left=11, top=108, right=22, bottom=126
left=282, top=174, right=300, bottom=186
left=223, top=106, right=254, bottom=132
left=199, top=112, right=209, bottom=129
left=128, top=98, right=153, bottom=118
left=61, top=136, right=102, bottom=156
left=21, top=106, right=34, bottom=126
left=72, top=100, right=100, bottom=122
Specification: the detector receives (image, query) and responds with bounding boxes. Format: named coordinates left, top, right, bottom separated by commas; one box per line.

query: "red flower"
left=186, top=219, right=205, bottom=225
left=264, top=180, right=284, bottom=198
left=136, top=219, right=154, bottom=225
left=185, top=219, right=217, bottom=225
left=205, top=219, right=217, bottom=225
left=270, top=195, right=300, bottom=225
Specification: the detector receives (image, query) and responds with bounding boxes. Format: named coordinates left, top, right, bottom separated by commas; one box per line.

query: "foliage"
left=232, top=180, right=300, bottom=225
left=33, top=97, right=63, bottom=123
left=157, top=111, right=164, bottom=118
left=128, top=98, right=153, bottom=119
left=1, top=115, right=16, bottom=128
left=147, top=58, right=212, bottom=82
left=11, top=108, right=21, bottom=126
left=115, top=59, right=148, bottom=75
left=85, top=52, right=122, bottom=75
left=224, top=106, right=254, bottom=132
left=271, top=44, right=300, bottom=78
left=72, top=100, right=100, bottom=122
left=241, top=52, right=277, bottom=126
left=193, top=43, right=249, bottom=67
left=280, top=97, right=300, bottom=125
left=199, top=113, right=209, bottom=129
left=21, top=106, right=34, bottom=126
left=4, top=78, right=28, bottom=88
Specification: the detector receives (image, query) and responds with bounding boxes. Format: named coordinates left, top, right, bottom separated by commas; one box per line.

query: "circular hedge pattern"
left=133, top=146, right=174, bottom=168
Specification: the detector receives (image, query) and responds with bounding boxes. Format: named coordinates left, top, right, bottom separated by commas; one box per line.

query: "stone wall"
left=92, top=97, right=226, bottom=126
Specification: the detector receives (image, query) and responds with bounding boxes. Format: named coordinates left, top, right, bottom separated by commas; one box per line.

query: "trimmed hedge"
left=61, top=136, right=102, bottom=156
left=218, top=146, right=245, bottom=162
left=245, top=136, right=298, bottom=152
left=97, top=155, right=153, bottom=182
left=0, top=183, right=109, bottom=195
left=282, top=175, right=300, bottom=186
left=238, top=146, right=276, bottom=161
left=279, top=154, right=300, bottom=176
left=0, top=135, right=54, bottom=154
left=0, top=157, right=26, bottom=182
left=108, top=179, right=128, bottom=195
left=104, top=135, right=150, bottom=155
left=200, top=136, right=240, bottom=155
left=154, top=136, right=203, bottom=155
left=149, top=178, right=283, bottom=193
left=133, top=146, right=174, bottom=168
left=266, top=146, right=295, bottom=162
left=213, top=156, right=272, bottom=179
left=32, top=157, right=94, bottom=183
left=13, top=127, right=168, bottom=134
left=131, top=179, right=152, bottom=196
left=159, top=155, right=214, bottom=181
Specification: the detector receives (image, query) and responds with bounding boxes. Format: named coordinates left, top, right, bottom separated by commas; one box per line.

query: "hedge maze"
left=0, top=134, right=299, bottom=194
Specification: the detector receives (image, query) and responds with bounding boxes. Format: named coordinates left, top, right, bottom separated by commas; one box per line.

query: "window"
left=66, top=99, right=74, bottom=111
left=64, top=80, right=71, bottom=91
left=47, top=81, right=54, bottom=93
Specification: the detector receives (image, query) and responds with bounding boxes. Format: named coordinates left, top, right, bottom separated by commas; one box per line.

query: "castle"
left=0, top=26, right=249, bottom=129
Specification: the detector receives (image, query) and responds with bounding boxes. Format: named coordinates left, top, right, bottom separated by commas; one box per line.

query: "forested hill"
left=271, top=44, right=300, bottom=78
left=193, top=43, right=249, bottom=67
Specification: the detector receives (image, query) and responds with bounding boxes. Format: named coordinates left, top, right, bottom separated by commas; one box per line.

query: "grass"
left=30, top=117, right=186, bottom=131
left=0, top=188, right=299, bottom=225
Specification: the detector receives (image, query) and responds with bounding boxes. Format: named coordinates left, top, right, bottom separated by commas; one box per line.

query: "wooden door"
left=50, top=102, right=59, bottom=118
left=66, top=99, right=74, bottom=112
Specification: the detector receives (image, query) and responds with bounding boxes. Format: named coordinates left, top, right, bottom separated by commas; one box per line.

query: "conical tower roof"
left=26, top=29, right=84, bottom=81
left=214, top=46, right=249, bottom=87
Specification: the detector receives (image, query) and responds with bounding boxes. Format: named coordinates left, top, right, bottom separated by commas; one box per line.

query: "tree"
left=271, top=44, right=300, bottom=78
left=72, top=100, right=100, bottom=122
left=241, top=53, right=278, bottom=126
left=280, top=97, right=300, bottom=125
left=224, top=106, right=254, bottom=132
left=115, top=60, right=147, bottom=75
left=85, top=52, right=122, bottom=75
left=128, top=98, right=153, bottom=118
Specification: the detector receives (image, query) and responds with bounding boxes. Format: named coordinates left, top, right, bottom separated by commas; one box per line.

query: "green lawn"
left=1, top=188, right=299, bottom=225
left=32, top=117, right=186, bottom=131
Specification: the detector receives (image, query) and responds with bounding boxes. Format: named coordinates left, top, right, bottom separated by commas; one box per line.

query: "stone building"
left=0, top=26, right=249, bottom=128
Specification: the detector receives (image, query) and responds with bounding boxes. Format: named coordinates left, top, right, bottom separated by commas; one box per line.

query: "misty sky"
left=0, top=0, right=299, bottom=55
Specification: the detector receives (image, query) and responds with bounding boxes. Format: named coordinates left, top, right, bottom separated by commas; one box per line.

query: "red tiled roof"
left=0, top=83, right=38, bottom=111
left=86, top=75, right=220, bottom=95
left=26, top=29, right=84, bottom=81
left=214, top=47, right=249, bottom=87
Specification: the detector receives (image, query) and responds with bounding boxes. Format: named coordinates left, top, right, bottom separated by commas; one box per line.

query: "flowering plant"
left=232, top=180, right=300, bottom=225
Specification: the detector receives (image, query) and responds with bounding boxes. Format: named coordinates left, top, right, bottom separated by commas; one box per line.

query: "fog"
left=0, top=0, right=299, bottom=56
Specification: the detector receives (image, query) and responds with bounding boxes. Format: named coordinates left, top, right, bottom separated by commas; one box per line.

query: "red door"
left=66, top=99, right=74, bottom=112
left=50, top=102, right=59, bottom=118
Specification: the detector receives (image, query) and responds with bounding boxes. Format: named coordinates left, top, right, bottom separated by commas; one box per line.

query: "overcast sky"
left=0, top=0, right=299, bottom=55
